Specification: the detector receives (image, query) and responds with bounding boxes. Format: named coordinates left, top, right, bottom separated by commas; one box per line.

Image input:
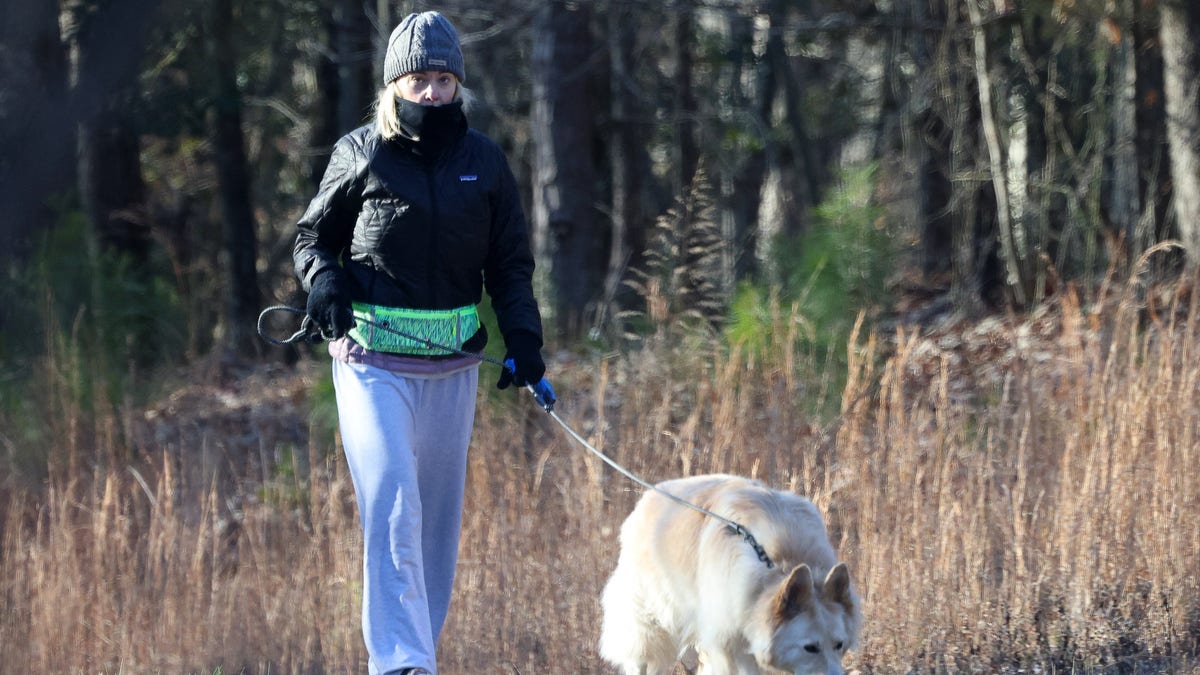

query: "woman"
left=293, top=11, right=550, bottom=675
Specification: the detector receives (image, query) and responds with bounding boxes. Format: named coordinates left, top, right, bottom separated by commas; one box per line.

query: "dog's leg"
left=696, top=649, right=724, bottom=675
left=600, top=569, right=680, bottom=675
left=731, top=652, right=763, bottom=675
left=616, top=661, right=650, bottom=675
left=695, top=648, right=764, bottom=675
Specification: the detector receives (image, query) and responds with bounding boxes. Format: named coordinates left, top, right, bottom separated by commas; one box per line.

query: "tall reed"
left=3, top=276, right=1198, bottom=672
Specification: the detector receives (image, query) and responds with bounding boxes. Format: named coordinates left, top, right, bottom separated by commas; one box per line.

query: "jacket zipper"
left=425, top=161, right=439, bottom=307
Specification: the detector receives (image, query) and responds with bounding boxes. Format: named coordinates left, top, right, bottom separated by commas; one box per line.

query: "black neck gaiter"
left=396, top=98, right=467, bottom=158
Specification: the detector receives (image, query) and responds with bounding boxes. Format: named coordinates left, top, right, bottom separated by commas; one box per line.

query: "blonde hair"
left=374, top=79, right=473, bottom=141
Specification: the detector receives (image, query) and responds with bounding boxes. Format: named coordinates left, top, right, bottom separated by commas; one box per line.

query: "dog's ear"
left=822, top=562, right=855, bottom=613
left=773, top=563, right=814, bottom=623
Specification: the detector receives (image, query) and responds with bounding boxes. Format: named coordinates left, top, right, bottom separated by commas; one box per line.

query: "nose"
left=424, top=86, right=440, bottom=103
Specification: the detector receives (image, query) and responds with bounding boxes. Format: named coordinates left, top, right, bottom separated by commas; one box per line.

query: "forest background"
left=2, top=0, right=1199, bottom=672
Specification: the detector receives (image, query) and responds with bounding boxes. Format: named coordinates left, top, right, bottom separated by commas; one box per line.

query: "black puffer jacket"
left=293, top=118, right=542, bottom=351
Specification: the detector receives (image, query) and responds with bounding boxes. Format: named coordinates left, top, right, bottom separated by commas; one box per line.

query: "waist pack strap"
left=348, top=302, right=480, bottom=356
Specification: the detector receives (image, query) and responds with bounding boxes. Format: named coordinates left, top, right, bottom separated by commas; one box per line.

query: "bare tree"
left=670, top=0, right=699, bottom=194
left=602, top=0, right=656, bottom=336
left=1160, top=0, right=1200, bottom=263
left=307, top=0, right=376, bottom=187
left=966, top=0, right=1037, bottom=305
left=65, top=0, right=159, bottom=264
left=0, top=0, right=73, bottom=258
left=1106, top=1, right=1141, bottom=254
left=903, top=1, right=957, bottom=282
left=211, top=0, right=261, bottom=354
left=1132, top=0, right=1172, bottom=257
left=1099, top=0, right=1170, bottom=264
left=530, top=1, right=605, bottom=341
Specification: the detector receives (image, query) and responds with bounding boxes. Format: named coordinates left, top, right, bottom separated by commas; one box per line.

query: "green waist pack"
left=348, top=302, right=480, bottom=356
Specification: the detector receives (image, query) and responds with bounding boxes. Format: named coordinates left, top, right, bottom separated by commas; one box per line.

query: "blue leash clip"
left=504, top=358, right=556, bottom=412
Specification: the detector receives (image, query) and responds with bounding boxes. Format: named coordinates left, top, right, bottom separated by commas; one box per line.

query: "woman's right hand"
left=496, top=330, right=545, bottom=389
left=306, top=269, right=355, bottom=340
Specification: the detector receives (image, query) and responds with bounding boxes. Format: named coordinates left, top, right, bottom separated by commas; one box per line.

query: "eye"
left=804, top=644, right=819, bottom=654
left=835, top=641, right=844, bottom=651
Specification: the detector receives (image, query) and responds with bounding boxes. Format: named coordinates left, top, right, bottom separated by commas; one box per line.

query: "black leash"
left=257, top=305, right=775, bottom=569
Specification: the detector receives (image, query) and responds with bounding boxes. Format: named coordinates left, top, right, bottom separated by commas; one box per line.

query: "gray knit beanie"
left=383, top=11, right=466, bottom=85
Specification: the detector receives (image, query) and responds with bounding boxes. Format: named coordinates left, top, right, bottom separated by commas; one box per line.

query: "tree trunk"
left=309, top=1, right=343, bottom=188
left=765, top=0, right=821, bottom=238
left=1133, top=0, right=1171, bottom=255
left=1159, top=0, right=1200, bottom=263
left=670, top=0, right=699, bottom=194
left=79, top=108, right=149, bottom=261
left=373, top=0, right=391, bottom=87
left=602, top=1, right=653, bottom=337
left=212, top=0, right=262, bottom=355
left=902, top=0, right=955, bottom=280
left=0, top=0, right=73, bottom=257
left=728, top=8, right=768, bottom=283
left=309, top=0, right=374, bottom=188
left=334, top=0, right=374, bottom=134
left=1014, top=11, right=1065, bottom=290
left=1107, top=2, right=1141, bottom=255
left=941, top=2, right=997, bottom=311
left=68, top=0, right=158, bottom=264
left=917, top=108, right=955, bottom=278
left=966, top=0, right=1034, bottom=306
left=531, top=1, right=604, bottom=341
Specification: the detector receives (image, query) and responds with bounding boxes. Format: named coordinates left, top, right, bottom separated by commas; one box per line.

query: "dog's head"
left=757, top=562, right=860, bottom=675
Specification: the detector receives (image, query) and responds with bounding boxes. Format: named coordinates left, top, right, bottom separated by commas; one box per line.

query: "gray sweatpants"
left=332, top=359, right=480, bottom=675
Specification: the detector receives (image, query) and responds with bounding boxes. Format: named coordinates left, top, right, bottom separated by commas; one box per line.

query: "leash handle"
left=257, top=306, right=322, bottom=346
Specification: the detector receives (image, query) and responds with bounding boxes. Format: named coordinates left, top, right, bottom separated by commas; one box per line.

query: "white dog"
left=599, top=474, right=861, bottom=675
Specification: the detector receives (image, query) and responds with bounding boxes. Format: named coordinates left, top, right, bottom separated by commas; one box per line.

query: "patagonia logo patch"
left=460, top=175, right=478, bottom=182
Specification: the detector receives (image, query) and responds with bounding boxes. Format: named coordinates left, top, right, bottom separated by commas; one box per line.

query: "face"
left=759, top=563, right=858, bottom=675
left=766, top=610, right=851, bottom=675
left=394, top=70, right=458, bottom=105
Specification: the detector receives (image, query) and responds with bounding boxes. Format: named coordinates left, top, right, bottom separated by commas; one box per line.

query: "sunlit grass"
left=3, top=275, right=1199, bottom=673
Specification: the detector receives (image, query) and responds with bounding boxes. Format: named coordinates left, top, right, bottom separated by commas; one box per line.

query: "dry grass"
left=4, top=277, right=1200, bottom=674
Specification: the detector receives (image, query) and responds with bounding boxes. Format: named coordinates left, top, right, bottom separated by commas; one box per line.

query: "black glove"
left=305, top=268, right=355, bottom=340
left=496, top=330, right=546, bottom=389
